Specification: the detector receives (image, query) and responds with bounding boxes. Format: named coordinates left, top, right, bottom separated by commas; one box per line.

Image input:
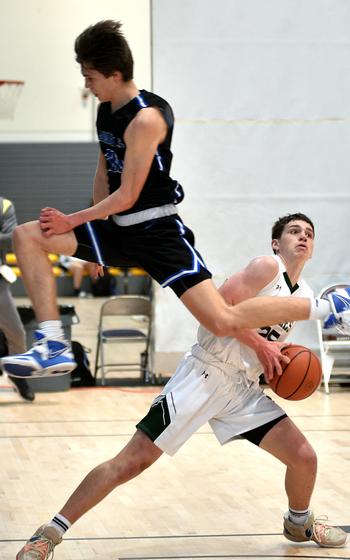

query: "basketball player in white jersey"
left=17, top=213, right=347, bottom=560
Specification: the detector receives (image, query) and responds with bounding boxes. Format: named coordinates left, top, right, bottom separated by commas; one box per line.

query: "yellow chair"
left=48, top=253, right=59, bottom=263
left=5, top=253, right=17, bottom=265
left=10, top=266, right=21, bottom=277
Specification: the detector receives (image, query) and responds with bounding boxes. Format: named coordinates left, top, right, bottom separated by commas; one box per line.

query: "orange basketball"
left=269, top=344, right=322, bottom=400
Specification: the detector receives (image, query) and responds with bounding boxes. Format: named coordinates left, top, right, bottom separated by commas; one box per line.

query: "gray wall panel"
left=0, top=143, right=98, bottom=224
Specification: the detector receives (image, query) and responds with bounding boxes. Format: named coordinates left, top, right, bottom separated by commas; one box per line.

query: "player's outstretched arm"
left=218, top=256, right=290, bottom=378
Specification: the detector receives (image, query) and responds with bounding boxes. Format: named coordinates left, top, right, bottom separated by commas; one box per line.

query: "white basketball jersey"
left=196, top=255, right=313, bottom=382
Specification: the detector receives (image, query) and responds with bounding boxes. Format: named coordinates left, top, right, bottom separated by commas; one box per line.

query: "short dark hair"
left=271, top=212, right=315, bottom=242
left=75, top=20, right=134, bottom=80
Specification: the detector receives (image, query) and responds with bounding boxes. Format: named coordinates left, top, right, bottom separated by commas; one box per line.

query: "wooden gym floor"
left=1, top=297, right=350, bottom=560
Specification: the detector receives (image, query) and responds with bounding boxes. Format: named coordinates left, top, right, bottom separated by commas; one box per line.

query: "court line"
left=0, top=414, right=350, bottom=425
left=0, top=384, right=161, bottom=395
left=5, top=529, right=350, bottom=560
left=4, top=528, right=349, bottom=542
left=119, top=556, right=349, bottom=560
left=0, top=419, right=140, bottom=424
left=1, top=428, right=350, bottom=439
left=1, top=427, right=350, bottom=439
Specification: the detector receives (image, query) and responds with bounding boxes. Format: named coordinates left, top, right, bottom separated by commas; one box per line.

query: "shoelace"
left=48, top=544, right=56, bottom=560
left=43, top=535, right=57, bottom=560
left=312, top=515, right=334, bottom=542
left=45, top=540, right=56, bottom=560
left=42, top=537, right=56, bottom=560
left=23, top=535, right=56, bottom=560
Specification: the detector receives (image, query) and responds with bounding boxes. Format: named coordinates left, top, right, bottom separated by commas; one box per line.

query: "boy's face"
left=81, top=65, right=120, bottom=102
left=272, top=220, right=314, bottom=263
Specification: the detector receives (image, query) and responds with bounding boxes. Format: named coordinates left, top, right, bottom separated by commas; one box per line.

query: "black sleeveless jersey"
left=96, top=89, right=184, bottom=215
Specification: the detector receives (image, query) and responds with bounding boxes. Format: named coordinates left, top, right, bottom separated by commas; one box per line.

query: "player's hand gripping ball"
left=269, top=344, right=322, bottom=400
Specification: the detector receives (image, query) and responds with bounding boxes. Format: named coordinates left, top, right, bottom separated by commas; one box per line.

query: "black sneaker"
left=8, top=375, right=35, bottom=402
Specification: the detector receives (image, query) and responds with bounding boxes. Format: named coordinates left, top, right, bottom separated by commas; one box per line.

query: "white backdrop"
left=152, top=0, right=350, bottom=363
left=0, top=0, right=151, bottom=141
left=1, top=0, right=350, bottom=368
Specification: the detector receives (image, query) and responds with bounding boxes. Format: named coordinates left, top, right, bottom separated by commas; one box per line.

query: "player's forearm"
left=67, top=189, right=137, bottom=228
left=234, top=328, right=266, bottom=352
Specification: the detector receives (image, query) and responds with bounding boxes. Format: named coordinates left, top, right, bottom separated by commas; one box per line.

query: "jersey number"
left=259, top=327, right=281, bottom=342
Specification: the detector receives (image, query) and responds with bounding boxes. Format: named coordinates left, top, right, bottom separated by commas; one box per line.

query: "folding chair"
left=94, top=295, right=154, bottom=385
left=316, top=283, right=350, bottom=393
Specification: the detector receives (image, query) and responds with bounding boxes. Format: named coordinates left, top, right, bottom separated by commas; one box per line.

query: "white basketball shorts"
left=137, top=348, right=286, bottom=456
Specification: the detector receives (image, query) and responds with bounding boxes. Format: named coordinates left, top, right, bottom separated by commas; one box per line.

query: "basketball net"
left=0, top=80, right=25, bottom=119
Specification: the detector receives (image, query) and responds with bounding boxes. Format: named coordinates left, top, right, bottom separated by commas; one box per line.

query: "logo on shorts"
left=201, top=370, right=209, bottom=379
left=276, top=284, right=282, bottom=292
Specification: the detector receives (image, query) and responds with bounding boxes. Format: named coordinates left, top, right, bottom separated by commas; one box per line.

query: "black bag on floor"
left=70, top=341, right=95, bottom=387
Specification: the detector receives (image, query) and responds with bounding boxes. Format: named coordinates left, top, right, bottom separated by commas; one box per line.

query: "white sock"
left=47, top=513, right=71, bottom=536
left=38, top=320, right=65, bottom=340
left=308, top=298, right=331, bottom=321
left=288, top=508, right=310, bottom=525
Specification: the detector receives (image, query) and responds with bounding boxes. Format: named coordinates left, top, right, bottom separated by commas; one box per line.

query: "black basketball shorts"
left=72, top=214, right=212, bottom=297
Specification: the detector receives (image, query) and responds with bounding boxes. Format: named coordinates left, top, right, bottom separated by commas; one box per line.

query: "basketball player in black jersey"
left=2, top=20, right=350, bottom=379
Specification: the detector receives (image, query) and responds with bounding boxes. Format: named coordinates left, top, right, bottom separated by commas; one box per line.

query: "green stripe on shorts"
left=136, top=395, right=171, bottom=441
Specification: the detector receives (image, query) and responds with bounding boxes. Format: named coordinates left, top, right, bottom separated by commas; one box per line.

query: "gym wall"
left=1, top=0, right=350, bottom=360
left=152, top=0, right=350, bottom=356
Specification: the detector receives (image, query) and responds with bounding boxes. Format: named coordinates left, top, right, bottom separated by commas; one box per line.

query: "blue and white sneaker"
left=1, top=330, right=76, bottom=378
left=324, top=287, right=350, bottom=334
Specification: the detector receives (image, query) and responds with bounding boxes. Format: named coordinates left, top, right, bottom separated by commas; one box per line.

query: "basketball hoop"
left=0, top=80, right=25, bottom=119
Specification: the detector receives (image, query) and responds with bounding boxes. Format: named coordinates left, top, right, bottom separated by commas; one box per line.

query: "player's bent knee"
left=15, top=220, right=76, bottom=255
left=13, top=223, right=27, bottom=245
left=14, top=221, right=40, bottom=247
left=292, top=442, right=317, bottom=472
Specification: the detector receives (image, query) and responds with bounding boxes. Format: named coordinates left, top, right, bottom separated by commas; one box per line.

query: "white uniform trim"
left=85, top=222, right=105, bottom=266
left=112, top=204, right=177, bottom=226
left=160, top=219, right=207, bottom=287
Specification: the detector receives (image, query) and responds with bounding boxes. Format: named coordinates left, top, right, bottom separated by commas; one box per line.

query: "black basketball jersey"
left=96, top=90, right=184, bottom=215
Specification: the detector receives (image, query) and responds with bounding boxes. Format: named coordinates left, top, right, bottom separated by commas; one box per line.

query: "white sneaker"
left=16, top=524, right=62, bottom=559
left=1, top=330, right=76, bottom=378
left=284, top=511, right=347, bottom=547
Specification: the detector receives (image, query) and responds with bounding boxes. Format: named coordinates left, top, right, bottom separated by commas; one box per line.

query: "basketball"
left=268, top=344, right=322, bottom=400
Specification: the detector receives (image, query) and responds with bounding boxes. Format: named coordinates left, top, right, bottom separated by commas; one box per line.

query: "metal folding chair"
left=94, top=295, right=154, bottom=385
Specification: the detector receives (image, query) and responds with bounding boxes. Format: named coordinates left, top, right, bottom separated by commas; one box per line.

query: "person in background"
left=58, top=255, right=96, bottom=297
left=0, top=197, right=34, bottom=402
